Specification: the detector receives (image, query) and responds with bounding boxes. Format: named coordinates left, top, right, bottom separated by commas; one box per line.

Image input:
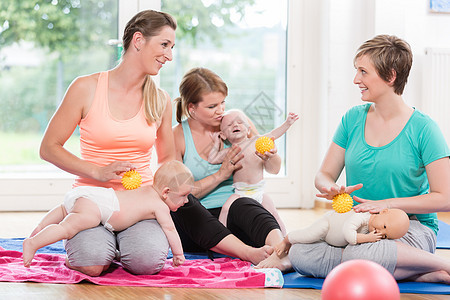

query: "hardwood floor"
left=0, top=209, right=449, bottom=299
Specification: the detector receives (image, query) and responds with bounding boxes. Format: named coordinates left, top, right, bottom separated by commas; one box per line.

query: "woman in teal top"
left=287, top=35, right=450, bottom=283
left=172, top=68, right=287, bottom=268
left=334, top=103, right=447, bottom=234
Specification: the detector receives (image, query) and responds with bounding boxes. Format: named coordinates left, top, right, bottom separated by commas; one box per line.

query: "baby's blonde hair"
left=153, top=160, right=194, bottom=192
left=220, top=109, right=249, bottom=131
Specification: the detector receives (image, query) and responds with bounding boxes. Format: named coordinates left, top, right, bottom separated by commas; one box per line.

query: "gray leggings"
left=65, top=219, right=169, bottom=275
left=289, top=219, right=436, bottom=278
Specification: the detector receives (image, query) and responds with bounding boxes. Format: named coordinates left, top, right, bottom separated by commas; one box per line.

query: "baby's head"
left=153, top=161, right=194, bottom=212
left=368, top=208, right=410, bottom=240
left=219, top=109, right=251, bottom=143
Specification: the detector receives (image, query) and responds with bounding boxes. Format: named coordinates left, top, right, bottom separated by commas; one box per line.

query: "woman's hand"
left=353, top=196, right=390, bottom=213
left=94, top=161, right=135, bottom=182
left=217, top=144, right=243, bottom=179
left=316, top=183, right=363, bottom=200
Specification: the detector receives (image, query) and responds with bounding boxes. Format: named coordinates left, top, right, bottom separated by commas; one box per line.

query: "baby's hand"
left=286, top=112, right=299, bottom=125
left=172, top=254, right=185, bottom=267
left=255, top=139, right=277, bottom=161
left=210, top=131, right=221, bottom=142
left=366, top=230, right=383, bottom=243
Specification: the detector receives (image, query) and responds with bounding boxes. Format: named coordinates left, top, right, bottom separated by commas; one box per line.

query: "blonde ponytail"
left=142, top=75, right=166, bottom=124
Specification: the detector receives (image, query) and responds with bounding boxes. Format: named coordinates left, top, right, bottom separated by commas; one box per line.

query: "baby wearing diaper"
left=208, top=110, right=299, bottom=235
left=23, top=161, right=194, bottom=269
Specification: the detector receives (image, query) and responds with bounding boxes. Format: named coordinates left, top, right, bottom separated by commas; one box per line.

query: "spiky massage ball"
left=332, top=193, right=354, bottom=213
left=255, top=136, right=275, bottom=155
left=121, top=170, right=142, bottom=190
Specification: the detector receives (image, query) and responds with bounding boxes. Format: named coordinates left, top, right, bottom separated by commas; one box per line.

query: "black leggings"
left=171, top=194, right=280, bottom=253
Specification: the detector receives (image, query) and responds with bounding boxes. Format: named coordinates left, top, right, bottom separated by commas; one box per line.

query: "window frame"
left=0, top=0, right=316, bottom=211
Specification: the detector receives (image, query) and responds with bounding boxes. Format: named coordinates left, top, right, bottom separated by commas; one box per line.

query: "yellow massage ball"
left=121, top=170, right=142, bottom=190
left=332, top=193, right=354, bottom=213
left=255, top=136, right=275, bottom=155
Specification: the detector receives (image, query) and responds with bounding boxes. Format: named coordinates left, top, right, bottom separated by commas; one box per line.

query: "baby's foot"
left=22, top=238, right=37, bottom=268
left=255, top=251, right=292, bottom=272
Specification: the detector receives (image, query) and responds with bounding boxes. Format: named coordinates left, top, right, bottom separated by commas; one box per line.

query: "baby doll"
left=275, top=208, right=410, bottom=255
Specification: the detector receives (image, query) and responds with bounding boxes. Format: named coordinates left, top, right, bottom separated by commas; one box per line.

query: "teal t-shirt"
left=181, top=120, right=234, bottom=209
left=333, top=104, right=450, bottom=235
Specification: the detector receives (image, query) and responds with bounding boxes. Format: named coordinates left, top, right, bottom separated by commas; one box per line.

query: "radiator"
left=423, top=48, right=450, bottom=146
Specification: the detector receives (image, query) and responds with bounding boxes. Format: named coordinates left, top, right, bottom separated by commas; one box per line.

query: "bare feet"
left=255, top=251, right=292, bottom=272
left=246, top=245, right=273, bottom=265
left=22, top=238, right=37, bottom=268
left=411, top=270, right=450, bottom=284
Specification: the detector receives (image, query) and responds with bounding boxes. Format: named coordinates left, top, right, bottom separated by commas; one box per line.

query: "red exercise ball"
left=321, top=259, right=400, bottom=300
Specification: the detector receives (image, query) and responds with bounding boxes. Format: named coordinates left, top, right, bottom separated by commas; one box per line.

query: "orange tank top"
left=73, top=71, right=157, bottom=190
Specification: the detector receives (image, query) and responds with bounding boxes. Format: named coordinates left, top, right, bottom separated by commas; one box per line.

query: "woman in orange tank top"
left=39, top=10, right=177, bottom=276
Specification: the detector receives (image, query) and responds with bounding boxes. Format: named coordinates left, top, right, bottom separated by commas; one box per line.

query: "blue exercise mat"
left=282, top=272, right=450, bottom=294
left=0, top=238, right=65, bottom=254
left=437, top=220, right=450, bottom=249
left=282, top=220, right=450, bottom=294
left=3, top=219, right=450, bottom=295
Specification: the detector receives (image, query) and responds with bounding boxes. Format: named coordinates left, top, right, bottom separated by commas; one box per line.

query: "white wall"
left=374, top=0, right=450, bottom=110
left=314, top=0, right=450, bottom=189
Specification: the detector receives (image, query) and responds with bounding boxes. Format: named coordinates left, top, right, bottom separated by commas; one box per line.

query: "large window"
left=0, top=0, right=119, bottom=176
left=0, top=0, right=305, bottom=210
left=0, top=0, right=288, bottom=176
left=160, top=0, right=288, bottom=174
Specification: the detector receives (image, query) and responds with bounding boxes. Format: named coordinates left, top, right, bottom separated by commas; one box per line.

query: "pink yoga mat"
left=0, top=248, right=281, bottom=288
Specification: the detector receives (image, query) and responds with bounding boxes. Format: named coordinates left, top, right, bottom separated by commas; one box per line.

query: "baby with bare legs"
left=208, top=110, right=298, bottom=235
left=23, top=160, right=193, bottom=269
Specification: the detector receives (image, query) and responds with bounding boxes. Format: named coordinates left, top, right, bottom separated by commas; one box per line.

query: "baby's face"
left=368, top=210, right=394, bottom=239
left=166, top=184, right=192, bottom=212
left=220, top=111, right=250, bottom=142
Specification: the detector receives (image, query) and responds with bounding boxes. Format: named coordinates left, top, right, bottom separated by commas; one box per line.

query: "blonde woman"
left=39, top=10, right=177, bottom=276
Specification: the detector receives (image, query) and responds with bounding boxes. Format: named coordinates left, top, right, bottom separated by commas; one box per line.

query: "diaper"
left=232, top=180, right=265, bottom=203
left=64, top=186, right=120, bottom=232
